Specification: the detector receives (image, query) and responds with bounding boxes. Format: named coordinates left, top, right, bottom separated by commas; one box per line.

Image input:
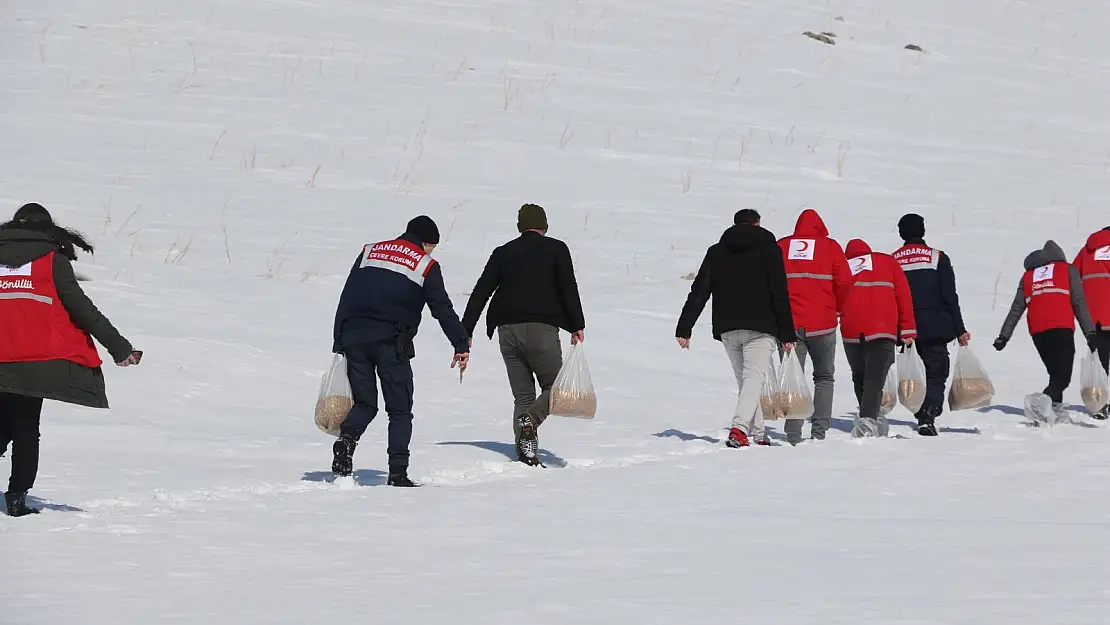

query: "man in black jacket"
left=462, top=204, right=585, bottom=466
left=892, top=214, right=969, bottom=436
left=331, top=216, right=470, bottom=486
left=676, top=209, right=796, bottom=448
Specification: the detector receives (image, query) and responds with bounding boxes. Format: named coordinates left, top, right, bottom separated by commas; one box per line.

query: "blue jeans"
left=338, top=340, right=415, bottom=470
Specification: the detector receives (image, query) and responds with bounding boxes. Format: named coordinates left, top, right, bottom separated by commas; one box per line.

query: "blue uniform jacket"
left=893, top=239, right=967, bottom=342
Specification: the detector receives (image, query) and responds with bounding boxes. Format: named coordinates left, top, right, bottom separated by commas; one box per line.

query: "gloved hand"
left=332, top=342, right=342, bottom=355
left=993, top=336, right=1008, bottom=352
left=1087, top=333, right=1099, bottom=353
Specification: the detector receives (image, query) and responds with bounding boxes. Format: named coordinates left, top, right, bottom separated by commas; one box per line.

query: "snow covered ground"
left=3, top=0, right=1110, bottom=622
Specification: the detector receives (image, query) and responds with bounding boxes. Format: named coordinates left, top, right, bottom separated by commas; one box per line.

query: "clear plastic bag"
left=779, top=349, right=814, bottom=420
left=550, top=343, right=597, bottom=419
left=1080, top=350, right=1109, bottom=414
left=897, top=343, right=927, bottom=413
left=314, top=354, right=353, bottom=436
left=948, top=346, right=995, bottom=411
left=879, top=362, right=898, bottom=417
left=759, top=352, right=785, bottom=421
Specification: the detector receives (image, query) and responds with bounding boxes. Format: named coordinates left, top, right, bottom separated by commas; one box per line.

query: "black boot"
left=5, top=492, right=40, bottom=517
left=1094, top=404, right=1110, bottom=421
left=386, top=468, right=419, bottom=488
left=516, top=414, right=541, bottom=466
left=917, top=423, right=938, bottom=436
left=332, top=435, right=357, bottom=477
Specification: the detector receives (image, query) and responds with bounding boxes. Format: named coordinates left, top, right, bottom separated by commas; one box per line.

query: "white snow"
left=3, top=0, right=1110, bottom=622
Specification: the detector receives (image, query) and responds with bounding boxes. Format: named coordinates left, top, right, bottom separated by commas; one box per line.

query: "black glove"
left=993, top=336, right=1008, bottom=352
left=1087, top=334, right=1099, bottom=353
left=332, top=341, right=342, bottom=355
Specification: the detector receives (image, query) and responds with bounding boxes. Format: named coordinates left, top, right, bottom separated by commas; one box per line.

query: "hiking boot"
left=386, top=469, right=419, bottom=488
left=516, top=414, right=539, bottom=463
left=4, top=492, right=40, bottom=517
left=1094, top=404, right=1110, bottom=421
left=918, top=423, right=939, bottom=437
left=726, top=428, right=750, bottom=448
left=332, top=435, right=357, bottom=477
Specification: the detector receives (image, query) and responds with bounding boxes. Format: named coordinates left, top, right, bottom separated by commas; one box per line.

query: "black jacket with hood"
left=999, top=240, right=1095, bottom=340
left=676, top=224, right=797, bottom=343
left=0, top=227, right=133, bottom=408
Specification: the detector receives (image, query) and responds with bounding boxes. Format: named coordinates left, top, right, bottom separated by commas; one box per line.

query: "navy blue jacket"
left=893, top=239, right=966, bottom=342
left=333, top=233, right=469, bottom=354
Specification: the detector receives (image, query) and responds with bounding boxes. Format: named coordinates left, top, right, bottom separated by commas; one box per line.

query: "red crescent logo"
left=798, top=240, right=810, bottom=252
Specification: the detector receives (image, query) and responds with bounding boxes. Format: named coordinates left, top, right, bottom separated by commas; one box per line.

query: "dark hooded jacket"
left=676, top=224, right=796, bottom=343
left=0, top=228, right=133, bottom=408
left=999, top=240, right=1094, bottom=340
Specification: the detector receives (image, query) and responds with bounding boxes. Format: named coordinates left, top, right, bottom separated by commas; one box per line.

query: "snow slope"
left=3, top=0, right=1110, bottom=622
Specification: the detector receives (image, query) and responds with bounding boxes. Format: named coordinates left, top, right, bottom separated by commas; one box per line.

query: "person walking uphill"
left=777, top=208, right=851, bottom=444
left=840, top=239, right=917, bottom=438
left=461, top=204, right=585, bottom=466
left=995, top=240, right=1095, bottom=424
left=0, top=204, right=140, bottom=517
left=676, top=209, right=797, bottom=448
left=1073, top=226, right=1110, bottom=419
left=331, top=216, right=470, bottom=486
left=893, top=214, right=970, bottom=436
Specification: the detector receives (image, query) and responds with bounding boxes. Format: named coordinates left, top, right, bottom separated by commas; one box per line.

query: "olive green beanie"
left=517, top=203, right=549, bottom=233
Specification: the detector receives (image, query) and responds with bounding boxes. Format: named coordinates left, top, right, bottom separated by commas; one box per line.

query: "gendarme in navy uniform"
left=331, top=216, right=469, bottom=486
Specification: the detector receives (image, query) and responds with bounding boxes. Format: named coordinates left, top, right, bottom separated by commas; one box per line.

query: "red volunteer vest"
left=1022, top=261, right=1074, bottom=335
left=1076, top=244, right=1110, bottom=327
left=0, top=252, right=102, bottom=367
left=359, top=238, right=436, bottom=286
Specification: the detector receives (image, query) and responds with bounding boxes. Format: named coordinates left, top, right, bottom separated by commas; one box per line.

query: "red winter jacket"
left=1073, top=228, right=1110, bottom=329
left=840, top=239, right=917, bottom=344
left=778, top=209, right=851, bottom=338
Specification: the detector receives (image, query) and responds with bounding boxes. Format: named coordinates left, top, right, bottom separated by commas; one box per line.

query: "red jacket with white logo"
left=839, top=239, right=917, bottom=344
left=1022, top=261, right=1075, bottom=334
left=777, top=209, right=851, bottom=338
left=1072, top=228, right=1110, bottom=329
left=0, top=252, right=102, bottom=367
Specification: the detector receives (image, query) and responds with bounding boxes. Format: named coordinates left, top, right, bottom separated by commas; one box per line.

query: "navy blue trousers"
left=338, top=341, right=415, bottom=470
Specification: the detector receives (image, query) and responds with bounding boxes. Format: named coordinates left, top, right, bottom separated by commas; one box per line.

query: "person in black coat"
left=0, top=204, right=141, bottom=517
left=675, top=209, right=796, bottom=448
left=892, top=214, right=969, bottom=436
left=462, top=204, right=585, bottom=465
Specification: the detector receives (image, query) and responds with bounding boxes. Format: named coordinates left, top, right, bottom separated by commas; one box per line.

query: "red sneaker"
left=756, top=438, right=771, bottom=446
left=726, top=428, right=750, bottom=448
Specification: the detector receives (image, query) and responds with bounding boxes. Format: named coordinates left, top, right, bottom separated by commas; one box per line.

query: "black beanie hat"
left=898, top=213, right=925, bottom=241
left=406, top=215, right=440, bottom=245
left=517, top=203, right=549, bottom=233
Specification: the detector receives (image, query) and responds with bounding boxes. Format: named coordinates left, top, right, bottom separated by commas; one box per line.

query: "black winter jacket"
left=0, top=229, right=133, bottom=408
left=676, top=225, right=797, bottom=343
left=895, top=239, right=967, bottom=342
left=462, top=231, right=586, bottom=339
left=333, top=233, right=469, bottom=354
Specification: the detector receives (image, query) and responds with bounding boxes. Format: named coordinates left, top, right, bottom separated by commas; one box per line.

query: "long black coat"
left=0, top=229, right=133, bottom=408
left=462, top=231, right=586, bottom=339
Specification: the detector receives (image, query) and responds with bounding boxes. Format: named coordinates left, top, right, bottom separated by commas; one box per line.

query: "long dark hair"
left=0, top=203, right=94, bottom=260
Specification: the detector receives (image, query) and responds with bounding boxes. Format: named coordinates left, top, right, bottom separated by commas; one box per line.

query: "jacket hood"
left=0, top=229, right=64, bottom=267
left=1023, top=240, right=1067, bottom=270
left=844, top=239, right=872, bottom=258
left=793, top=209, right=829, bottom=237
left=1084, top=228, right=1110, bottom=252
left=719, top=224, right=776, bottom=254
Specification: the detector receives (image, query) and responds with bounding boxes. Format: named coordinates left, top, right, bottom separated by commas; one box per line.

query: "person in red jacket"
left=777, top=208, right=851, bottom=444
left=996, top=240, right=1095, bottom=424
left=840, top=239, right=917, bottom=437
left=1073, top=227, right=1110, bottom=419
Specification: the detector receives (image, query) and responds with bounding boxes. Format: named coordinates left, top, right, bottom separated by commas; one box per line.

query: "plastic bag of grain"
left=879, top=362, right=898, bottom=417
left=314, top=354, right=353, bottom=436
left=759, top=352, right=785, bottom=420
left=779, top=349, right=814, bottom=420
left=1080, top=349, right=1109, bottom=414
left=948, top=346, right=995, bottom=411
left=897, top=343, right=927, bottom=413
left=550, top=343, right=597, bottom=419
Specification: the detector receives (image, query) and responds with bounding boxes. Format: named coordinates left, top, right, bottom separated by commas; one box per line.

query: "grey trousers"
left=498, top=323, right=563, bottom=440
left=784, top=330, right=837, bottom=443
left=843, top=340, right=896, bottom=437
left=721, top=329, right=778, bottom=440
